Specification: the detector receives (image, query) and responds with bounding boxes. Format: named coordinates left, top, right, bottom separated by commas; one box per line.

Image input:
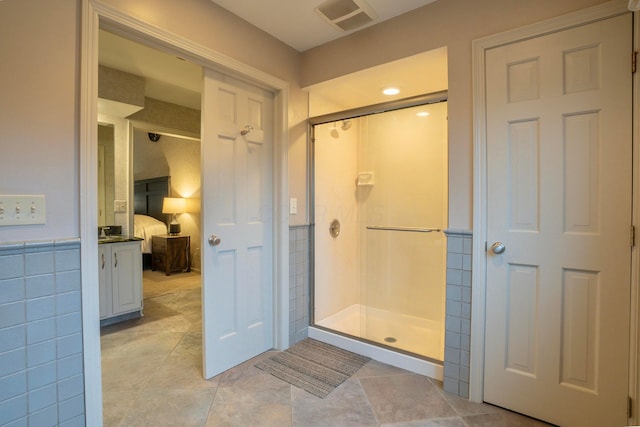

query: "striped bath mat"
left=256, top=338, right=370, bottom=398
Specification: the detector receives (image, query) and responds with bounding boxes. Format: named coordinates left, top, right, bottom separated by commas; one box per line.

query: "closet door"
left=483, top=14, right=632, bottom=426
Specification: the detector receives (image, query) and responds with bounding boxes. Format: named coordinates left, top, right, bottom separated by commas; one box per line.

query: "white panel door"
left=484, top=14, right=632, bottom=427
left=201, top=68, right=274, bottom=378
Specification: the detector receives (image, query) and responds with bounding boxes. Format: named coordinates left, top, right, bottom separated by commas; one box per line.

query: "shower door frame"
left=308, top=90, right=448, bottom=359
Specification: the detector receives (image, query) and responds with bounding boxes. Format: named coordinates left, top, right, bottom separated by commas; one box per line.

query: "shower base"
left=308, top=325, right=443, bottom=381
left=313, top=304, right=444, bottom=379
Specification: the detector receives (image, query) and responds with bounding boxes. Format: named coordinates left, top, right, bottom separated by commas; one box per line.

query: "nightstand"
left=151, top=235, right=191, bottom=275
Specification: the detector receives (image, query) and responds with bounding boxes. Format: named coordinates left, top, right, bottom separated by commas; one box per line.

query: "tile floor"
left=100, top=270, right=554, bottom=427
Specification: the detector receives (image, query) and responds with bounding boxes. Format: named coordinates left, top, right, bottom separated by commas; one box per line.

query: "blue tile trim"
left=443, top=230, right=472, bottom=399
left=289, top=225, right=310, bottom=345
left=0, top=238, right=84, bottom=425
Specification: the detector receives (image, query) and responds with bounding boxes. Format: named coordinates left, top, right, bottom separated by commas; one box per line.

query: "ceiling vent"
left=315, top=0, right=377, bottom=32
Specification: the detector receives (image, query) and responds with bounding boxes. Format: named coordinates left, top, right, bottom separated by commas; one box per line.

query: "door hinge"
left=629, top=396, right=633, bottom=418
left=632, top=225, right=636, bottom=248
left=633, top=51, right=638, bottom=74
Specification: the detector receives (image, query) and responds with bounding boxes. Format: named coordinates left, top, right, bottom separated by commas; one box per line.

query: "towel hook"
left=240, top=125, right=253, bottom=136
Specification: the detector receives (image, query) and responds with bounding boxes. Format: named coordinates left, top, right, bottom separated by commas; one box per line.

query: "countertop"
left=98, top=235, right=143, bottom=244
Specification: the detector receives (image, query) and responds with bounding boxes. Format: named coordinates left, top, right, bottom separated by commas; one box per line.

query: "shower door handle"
left=208, top=235, right=221, bottom=246
left=489, top=241, right=506, bottom=254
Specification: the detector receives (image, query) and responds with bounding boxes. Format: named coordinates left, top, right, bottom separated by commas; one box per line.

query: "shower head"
left=341, top=120, right=352, bottom=131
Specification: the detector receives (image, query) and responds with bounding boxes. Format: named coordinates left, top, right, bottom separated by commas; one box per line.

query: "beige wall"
left=300, top=0, right=608, bottom=230
left=0, top=0, right=611, bottom=241
left=0, top=0, right=79, bottom=242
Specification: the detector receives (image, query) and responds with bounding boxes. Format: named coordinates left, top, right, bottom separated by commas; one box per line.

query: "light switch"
left=289, top=198, right=297, bottom=215
left=114, top=200, right=127, bottom=213
left=0, top=195, right=46, bottom=226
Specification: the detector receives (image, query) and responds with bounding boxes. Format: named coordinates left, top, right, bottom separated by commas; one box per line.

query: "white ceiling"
left=98, top=0, right=447, bottom=117
left=209, top=0, right=439, bottom=52
left=307, top=47, right=447, bottom=116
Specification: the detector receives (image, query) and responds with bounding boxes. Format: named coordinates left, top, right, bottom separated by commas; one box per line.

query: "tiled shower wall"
left=0, top=239, right=85, bottom=426
left=288, top=225, right=474, bottom=399
left=289, top=225, right=310, bottom=345
left=443, top=230, right=473, bottom=398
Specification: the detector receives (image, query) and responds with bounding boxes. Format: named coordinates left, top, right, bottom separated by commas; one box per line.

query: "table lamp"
left=162, top=197, right=186, bottom=235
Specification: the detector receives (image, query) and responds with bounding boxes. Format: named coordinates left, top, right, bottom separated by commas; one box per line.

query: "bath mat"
left=256, top=338, right=370, bottom=398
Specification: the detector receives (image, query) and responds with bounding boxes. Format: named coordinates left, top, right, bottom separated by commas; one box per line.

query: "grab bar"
left=366, top=225, right=441, bottom=233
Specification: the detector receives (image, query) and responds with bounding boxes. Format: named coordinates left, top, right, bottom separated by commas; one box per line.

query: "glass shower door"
left=312, top=101, right=448, bottom=361
left=358, top=102, right=447, bottom=360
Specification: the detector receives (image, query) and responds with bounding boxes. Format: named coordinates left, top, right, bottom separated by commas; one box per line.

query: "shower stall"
left=310, top=95, right=448, bottom=365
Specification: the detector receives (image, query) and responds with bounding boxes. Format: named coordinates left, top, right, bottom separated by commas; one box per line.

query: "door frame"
left=471, top=0, right=638, bottom=419
left=79, top=1, right=290, bottom=424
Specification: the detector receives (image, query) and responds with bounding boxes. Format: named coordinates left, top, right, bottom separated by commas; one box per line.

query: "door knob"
left=490, top=241, right=506, bottom=254
left=208, top=235, right=221, bottom=246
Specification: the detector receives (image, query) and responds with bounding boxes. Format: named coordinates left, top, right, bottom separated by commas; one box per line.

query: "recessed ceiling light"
left=416, top=111, right=430, bottom=117
left=382, top=87, right=400, bottom=96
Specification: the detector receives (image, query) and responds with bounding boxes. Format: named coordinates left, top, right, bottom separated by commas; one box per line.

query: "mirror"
left=98, top=123, right=115, bottom=227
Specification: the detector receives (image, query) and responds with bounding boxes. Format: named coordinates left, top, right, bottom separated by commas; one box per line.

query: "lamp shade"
left=162, top=197, right=186, bottom=214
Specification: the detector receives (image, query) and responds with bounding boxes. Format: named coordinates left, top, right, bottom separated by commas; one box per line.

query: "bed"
left=133, top=214, right=167, bottom=254
left=134, top=176, right=171, bottom=268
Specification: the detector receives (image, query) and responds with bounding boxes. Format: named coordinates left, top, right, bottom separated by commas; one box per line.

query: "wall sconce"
left=162, top=197, right=186, bottom=235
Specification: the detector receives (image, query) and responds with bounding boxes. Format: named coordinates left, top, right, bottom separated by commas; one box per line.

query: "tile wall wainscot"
left=443, top=229, right=473, bottom=398
left=0, top=239, right=85, bottom=426
left=289, top=225, right=310, bottom=345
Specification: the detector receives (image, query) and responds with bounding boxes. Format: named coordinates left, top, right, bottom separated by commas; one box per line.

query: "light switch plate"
left=114, top=200, right=127, bottom=213
left=0, top=195, right=46, bottom=226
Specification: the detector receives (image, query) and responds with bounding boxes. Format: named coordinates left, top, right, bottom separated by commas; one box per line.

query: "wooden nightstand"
left=151, top=235, right=191, bottom=275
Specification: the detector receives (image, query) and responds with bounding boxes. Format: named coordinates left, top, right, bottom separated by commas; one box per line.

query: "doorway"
left=80, top=4, right=290, bottom=424
left=98, top=29, right=206, bottom=424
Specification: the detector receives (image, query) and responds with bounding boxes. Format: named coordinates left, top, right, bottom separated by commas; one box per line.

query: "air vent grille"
left=315, top=0, right=377, bottom=32
left=334, top=11, right=373, bottom=31
left=318, top=0, right=359, bottom=20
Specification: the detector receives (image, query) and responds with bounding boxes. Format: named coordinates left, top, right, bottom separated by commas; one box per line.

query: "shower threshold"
left=308, top=326, right=443, bottom=381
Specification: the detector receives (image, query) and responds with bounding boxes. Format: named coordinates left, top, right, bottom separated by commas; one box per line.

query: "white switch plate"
left=0, top=195, right=46, bottom=226
left=114, top=200, right=127, bottom=213
left=289, top=198, right=297, bottom=215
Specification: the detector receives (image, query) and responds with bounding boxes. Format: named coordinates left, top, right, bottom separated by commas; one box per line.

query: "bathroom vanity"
left=98, top=237, right=143, bottom=326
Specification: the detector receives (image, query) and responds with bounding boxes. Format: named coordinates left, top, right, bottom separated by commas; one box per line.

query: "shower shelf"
left=356, top=172, right=374, bottom=186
